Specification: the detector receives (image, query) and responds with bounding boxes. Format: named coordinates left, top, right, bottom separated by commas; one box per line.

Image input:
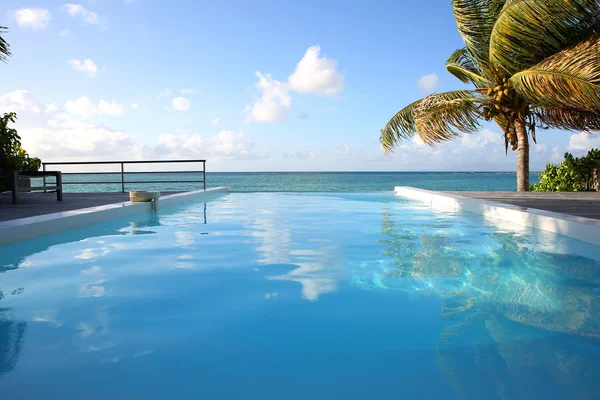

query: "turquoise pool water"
left=1, top=193, right=599, bottom=399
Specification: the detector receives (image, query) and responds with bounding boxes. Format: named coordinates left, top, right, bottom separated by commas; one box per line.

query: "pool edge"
left=0, top=187, right=231, bottom=246
left=394, top=186, right=600, bottom=246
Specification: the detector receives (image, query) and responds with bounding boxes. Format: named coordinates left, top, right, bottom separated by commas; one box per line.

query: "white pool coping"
left=0, top=187, right=231, bottom=246
left=395, top=186, right=600, bottom=246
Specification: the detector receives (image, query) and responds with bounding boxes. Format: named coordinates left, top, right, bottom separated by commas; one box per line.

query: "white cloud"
left=154, top=88, right=173, bottom=99
left=0, top=90, right=266, bottom=164
left=68, top=59, right=99, bottom=77
left=11, top=8, right=52, bottom=30
left=65, top=96, right=96, bottom=118
left=417, top=73, right=440, bottom=92
left=180, top=88, right=197, bottom=95
left=172, top=97, right=191, bottom=112
left=0, top=90, right=42, bottom=113
left=131, top=103, right=140, bottom=110
left=246, top=45, right=343, bottom=123
left=45, top=103, right=59, bottom=114
left=247, top=72, right=291, bottom=122
left=152, top=129, right=257, bottom=159
left=567, top=132, right=600, bottom=152
left=61, top=4, right=103, bottom=25
left=0, top=90, right=572, bottom=172
left=288, top=45, right=344, bottom=96
left=64, top=97, right=125, bottom=118
left=211, top=117, right=219, bottom=126
left=59, top=28, right=71, bottom=36
left=2, top=93, right=133, bottom=159
left=98, top=100, right=125, bottom=116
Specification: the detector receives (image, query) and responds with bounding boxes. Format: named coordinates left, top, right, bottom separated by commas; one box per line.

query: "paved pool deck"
left=448, top=191, right=600, bottom=220
left=0, top=192, right=179, bottom=222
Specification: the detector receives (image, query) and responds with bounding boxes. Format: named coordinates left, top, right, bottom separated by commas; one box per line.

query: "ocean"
left=54, top=172, right=540, bottom=193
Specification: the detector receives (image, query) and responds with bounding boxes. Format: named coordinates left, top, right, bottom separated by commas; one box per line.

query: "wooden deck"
left=0, top=192, right=176, bottom=222
left=448, top=191, right=600, bottom=220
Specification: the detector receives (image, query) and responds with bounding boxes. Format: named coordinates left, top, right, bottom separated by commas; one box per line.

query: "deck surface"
left=449, top=191, right=600, bottom=220
left=0, top=192, right=177, bottom=222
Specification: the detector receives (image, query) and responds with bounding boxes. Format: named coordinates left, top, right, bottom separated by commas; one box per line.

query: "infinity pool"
left=1, top=193, right=599, bottom=399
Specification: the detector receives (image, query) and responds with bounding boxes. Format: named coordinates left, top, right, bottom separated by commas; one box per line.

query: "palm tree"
left=0, top=26, right=10, bottom=63
left=380, top=1, right=600, bottom=191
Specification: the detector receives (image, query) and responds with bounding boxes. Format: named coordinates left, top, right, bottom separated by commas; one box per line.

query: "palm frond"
left=0, top=26, right=10, bottom=63
left=446, top=48, right=490, bottom=87
left=536, top=107, right=600, bottom=132
left=489, top=0, right=600, bottom=75
left=415, top=91, right=483, bottom=145
left=380, top=90, right=483, bottom=153
left=509, top=35, right=600, bottom=112
left=452, top=0, right=507, bottom=77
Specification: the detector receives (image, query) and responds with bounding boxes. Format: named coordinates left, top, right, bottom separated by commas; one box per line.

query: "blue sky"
left=1, top=0, right=598, bottom=171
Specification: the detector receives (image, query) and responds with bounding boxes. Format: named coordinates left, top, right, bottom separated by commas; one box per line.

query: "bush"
left=532, top=149, right=600, bottom=192
left=0, top=112, right=41, bottom=172
left=1, top=112, right=42, bottom=191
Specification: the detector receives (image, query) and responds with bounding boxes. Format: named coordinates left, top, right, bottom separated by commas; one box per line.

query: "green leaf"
left=0, top=26, right=10, bottom=63
left=489, top=0, right=600, bottom=74
left=453, top=0, right=507, bottom=76
left=380, top=90, right=483, bottom=153
left=511, top=35, right=600, bottom=112
left=446, top=48, right=491, bottom=87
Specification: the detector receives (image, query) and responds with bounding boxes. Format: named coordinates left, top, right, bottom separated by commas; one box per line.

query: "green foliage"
left=0, top=26, right=10, bottom=63
left=532, top=149, right=600, bottom=192
left=0, top=112, right=42, bottom=172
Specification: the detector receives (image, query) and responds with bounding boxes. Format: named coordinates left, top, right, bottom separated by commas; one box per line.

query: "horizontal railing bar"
left=61, top=182, right=128, bottom=185
left=58, top=171, right=205, bottom=175
left=61, top=180, right=205, bottom=185
left=124, top=180, right=205, bottom=184
left=43, top=160, right=206, bottom=165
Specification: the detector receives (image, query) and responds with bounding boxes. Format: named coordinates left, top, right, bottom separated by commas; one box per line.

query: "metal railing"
left=42, top=160, right=206, bottom=192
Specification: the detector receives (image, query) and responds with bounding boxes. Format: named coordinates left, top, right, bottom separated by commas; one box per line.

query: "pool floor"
left=1, top=192, right=599, bottom=399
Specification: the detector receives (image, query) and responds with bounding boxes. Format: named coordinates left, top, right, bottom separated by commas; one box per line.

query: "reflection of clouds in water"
left=266, top=247, right=344, bottom=301
left=76, top=306, right=116, bottom=354
left=88, top=341, right=115, bottom=352
left=133, top=350, right=153, bottom=358
left=77, top=306, right=110, bottom=339
left=175, top=231, right=195, bottom=248
left=174, top=257, right=196, bottom=270
left=79, top=266, right=106, bottom=298
left=252, top=218, right=292, bottom=265
left=75, top=249, right=98, bottom=260
left=75, top=246, right=112, bottom=260
left=32, top=310, right=62, bottom=327
left=251, top=209, right=345, bottom=301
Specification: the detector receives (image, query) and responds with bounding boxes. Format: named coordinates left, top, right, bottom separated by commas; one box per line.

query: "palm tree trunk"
left=515, top=116, right=529, bottom=192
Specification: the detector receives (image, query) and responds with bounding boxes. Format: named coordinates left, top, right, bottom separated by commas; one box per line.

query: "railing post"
left=121, top=162, right=125, bottom=193
left=203, top=161, right=206, bottom=191
left=42, top=163, right=47, bottom=193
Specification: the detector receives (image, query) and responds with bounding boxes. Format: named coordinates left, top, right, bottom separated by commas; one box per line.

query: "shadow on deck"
left=0, top=192, right=178, bottom=222
left=449, top=191, right=600, bottom=220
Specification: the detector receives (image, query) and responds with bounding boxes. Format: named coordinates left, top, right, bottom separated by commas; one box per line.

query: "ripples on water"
left=0, top=192, right=598, bottom=399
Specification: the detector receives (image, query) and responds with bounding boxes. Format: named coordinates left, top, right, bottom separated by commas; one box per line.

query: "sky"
left=1, top=0, right=599, bottom=172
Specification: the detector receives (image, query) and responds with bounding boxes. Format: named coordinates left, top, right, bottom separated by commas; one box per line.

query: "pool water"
left=1, top=192, right=599, bottom=399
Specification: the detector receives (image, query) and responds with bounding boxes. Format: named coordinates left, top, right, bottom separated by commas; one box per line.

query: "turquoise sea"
left=56, top=172, right=540, bottom=193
